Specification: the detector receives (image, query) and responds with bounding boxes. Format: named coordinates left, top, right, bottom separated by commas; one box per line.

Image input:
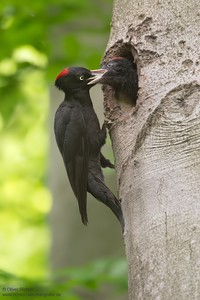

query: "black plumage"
left=88, top=57, right=138, bottom=104
left=54, top=67, right=124, bottom=228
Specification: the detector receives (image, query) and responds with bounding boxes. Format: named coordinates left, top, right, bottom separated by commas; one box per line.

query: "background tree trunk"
left=104, top=0, right=200, bottom=299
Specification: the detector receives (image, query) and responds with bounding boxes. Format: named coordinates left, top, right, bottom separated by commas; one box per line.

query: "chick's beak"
left=87, top=69, right=107, bottom=85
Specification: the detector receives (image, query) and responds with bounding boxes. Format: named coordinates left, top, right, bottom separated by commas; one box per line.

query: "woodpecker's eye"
left=79, top=75, right=84, bottom=80
left=107, top=63, right=112, bottom=68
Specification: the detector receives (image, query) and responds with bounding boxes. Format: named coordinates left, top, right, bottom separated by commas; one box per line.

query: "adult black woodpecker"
left=54, top=66, right=124, bottom=229
left=88, top=57, right=138, bottom=104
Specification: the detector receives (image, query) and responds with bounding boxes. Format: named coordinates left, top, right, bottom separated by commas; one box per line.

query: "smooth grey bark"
left=104, top=0, right=200, bottom=299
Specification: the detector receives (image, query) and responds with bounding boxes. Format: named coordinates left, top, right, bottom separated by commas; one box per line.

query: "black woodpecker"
left=54, top=66, right=124, bottom=229
left=88, top=57, right=138, bottom=104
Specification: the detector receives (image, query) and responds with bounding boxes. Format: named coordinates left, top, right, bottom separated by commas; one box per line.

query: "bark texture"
left=104, top=0, right=200, bottom=299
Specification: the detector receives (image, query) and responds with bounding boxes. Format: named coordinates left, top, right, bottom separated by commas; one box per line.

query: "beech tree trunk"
left=104, top=0, right=200, bottom=299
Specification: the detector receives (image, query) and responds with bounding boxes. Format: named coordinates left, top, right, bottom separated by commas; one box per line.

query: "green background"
left=0, top=0, right=127, bottom=299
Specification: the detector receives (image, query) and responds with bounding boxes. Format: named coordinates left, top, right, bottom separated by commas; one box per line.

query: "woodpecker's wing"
left=54, top=102, right=89, bottom=225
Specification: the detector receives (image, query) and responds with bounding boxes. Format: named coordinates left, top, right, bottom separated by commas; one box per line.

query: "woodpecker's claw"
left=88, top=69, right=107, bottom=85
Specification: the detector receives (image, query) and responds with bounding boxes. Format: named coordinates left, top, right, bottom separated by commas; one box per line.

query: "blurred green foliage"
left=0, top=0, right=127, bottom=298
left=0, top=258, right=127, bottom=299
left=0, top=44, right=50, bottom=278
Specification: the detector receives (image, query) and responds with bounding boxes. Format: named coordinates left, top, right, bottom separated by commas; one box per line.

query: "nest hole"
left=103, top=42, right=139, bottom=106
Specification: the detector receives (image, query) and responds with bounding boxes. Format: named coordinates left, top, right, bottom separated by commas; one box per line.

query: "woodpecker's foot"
left=100, top=153, right=115, bottom=169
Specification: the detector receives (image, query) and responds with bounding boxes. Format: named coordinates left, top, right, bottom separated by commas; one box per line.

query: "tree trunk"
left=104, top=0, right=200, bottom=299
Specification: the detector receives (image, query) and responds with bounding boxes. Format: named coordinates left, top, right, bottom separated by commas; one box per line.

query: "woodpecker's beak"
left=88, top=69, right=107, bottom=85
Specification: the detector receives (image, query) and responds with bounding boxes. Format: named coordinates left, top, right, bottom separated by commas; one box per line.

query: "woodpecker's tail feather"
left=87, top=163, right=124, bottom=230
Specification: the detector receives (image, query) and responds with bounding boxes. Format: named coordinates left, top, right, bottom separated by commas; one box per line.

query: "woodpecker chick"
left=89, top=57, right=138, bottom=104
left=54, top=66, right=124, bottom=229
